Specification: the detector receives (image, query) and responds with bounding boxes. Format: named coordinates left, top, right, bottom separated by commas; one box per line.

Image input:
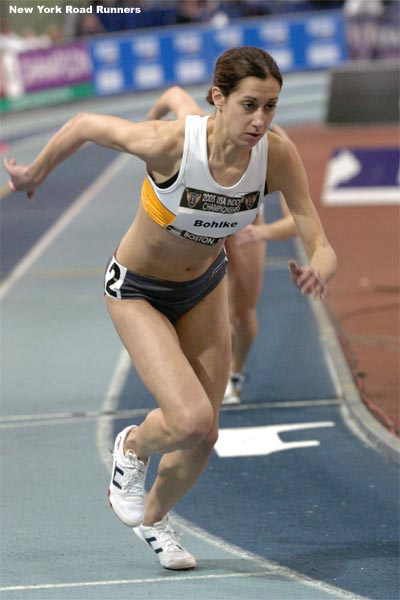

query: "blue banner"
left=89, top=10, right=348, bottom=96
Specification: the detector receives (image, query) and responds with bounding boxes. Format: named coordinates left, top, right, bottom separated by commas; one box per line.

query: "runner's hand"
left=234, top=224, right=263, bottom=246
left=4, top=157, right=36, bottom=200
left=288, top=260, right=327, bottom=301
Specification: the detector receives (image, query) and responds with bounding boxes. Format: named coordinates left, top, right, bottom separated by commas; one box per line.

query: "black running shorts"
left=104, top=250, right=227, bottom=323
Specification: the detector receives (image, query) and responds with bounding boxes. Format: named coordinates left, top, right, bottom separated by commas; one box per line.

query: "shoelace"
left=155, top=523, right=183, bottom=552
left=121, top=451, right=146, bottom=497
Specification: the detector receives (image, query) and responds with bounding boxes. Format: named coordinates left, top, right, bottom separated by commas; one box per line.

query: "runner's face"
left=221, top=76, right=280, bottom=147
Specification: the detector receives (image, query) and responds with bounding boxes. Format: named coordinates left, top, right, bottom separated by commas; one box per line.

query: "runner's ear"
left=211, top=87, right=224, bottom=108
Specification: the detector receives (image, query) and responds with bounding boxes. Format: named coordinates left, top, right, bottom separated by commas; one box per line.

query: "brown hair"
left=206, top=46, right=282, bottom=105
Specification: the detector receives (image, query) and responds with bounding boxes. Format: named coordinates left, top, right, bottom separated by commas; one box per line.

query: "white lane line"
left=96, top=347, right=132, bottom=469
left=229, top=399, right=341, bottom=410
left=0, top=153, right=130, bottom=301
left=0, top=399, right=341, bottom=429
left=0, top=571, right=272, bottom=593
left=174, top=515, right=369, bottom=600
left=0, top=415, right=149, bottom=430
left=0, top=547, right=367, bottom=600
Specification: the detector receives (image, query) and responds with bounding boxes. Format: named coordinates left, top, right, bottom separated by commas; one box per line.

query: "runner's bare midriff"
left=116, top=203, right=225, bottom=281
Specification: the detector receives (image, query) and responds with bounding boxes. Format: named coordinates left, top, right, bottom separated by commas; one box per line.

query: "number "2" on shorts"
left=104, top=256, right=127, bottom=299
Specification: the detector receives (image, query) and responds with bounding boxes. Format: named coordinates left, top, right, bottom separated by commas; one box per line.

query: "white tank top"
left=141, top=114, right=268, bottom=246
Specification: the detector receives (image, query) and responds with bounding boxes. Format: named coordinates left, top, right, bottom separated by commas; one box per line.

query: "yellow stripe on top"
left=141, top=177, right=176, bottom=227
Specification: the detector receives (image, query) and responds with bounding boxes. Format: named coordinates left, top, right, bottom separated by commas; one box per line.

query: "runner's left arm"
left=267, top=133, right=337, bottom=300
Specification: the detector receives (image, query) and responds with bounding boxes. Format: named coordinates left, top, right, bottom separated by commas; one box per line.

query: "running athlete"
left=4, top=46, right=337, bottom=571
left=147, top=86, right=298, bottom=404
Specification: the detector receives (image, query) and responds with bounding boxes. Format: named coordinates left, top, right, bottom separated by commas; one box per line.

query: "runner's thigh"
left=105, top=297, right=210, bottom=414
left=175, top=278, right=231, bottom=409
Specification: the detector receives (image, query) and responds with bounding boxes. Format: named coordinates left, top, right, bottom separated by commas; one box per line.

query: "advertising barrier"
left=1, top=10, right=348, bottom=113
left=1, top=41, right=94, bottom=112
left=18, top=42, right=92, bottom=93
left=89, top=11, right=348, bottom=97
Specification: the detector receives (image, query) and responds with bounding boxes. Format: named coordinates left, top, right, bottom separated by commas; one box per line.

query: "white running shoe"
left=134, top=517, right=196, bottom=570
left=108, top=425, right=149, bottom=527
left=223, top=372, right=244, bottom=405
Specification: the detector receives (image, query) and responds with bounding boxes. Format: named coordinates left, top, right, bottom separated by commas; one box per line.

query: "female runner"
left=4, top=46, right=337, bottom=571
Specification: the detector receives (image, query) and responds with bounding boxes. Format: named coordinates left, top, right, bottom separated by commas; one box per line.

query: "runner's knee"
left=200, top=424, right=219, bottom=451
left=167, top=403, right=214, bottom=449
left=185, top=425, right=219, bottom=461
left=231, top=306, right=258, bottom=330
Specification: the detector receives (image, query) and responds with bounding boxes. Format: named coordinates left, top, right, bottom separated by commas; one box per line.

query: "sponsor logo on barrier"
left=18, top=44, right=92, bottom=93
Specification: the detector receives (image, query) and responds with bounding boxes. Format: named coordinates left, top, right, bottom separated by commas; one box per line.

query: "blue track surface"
left=1, top=145, right=116, bottom=278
